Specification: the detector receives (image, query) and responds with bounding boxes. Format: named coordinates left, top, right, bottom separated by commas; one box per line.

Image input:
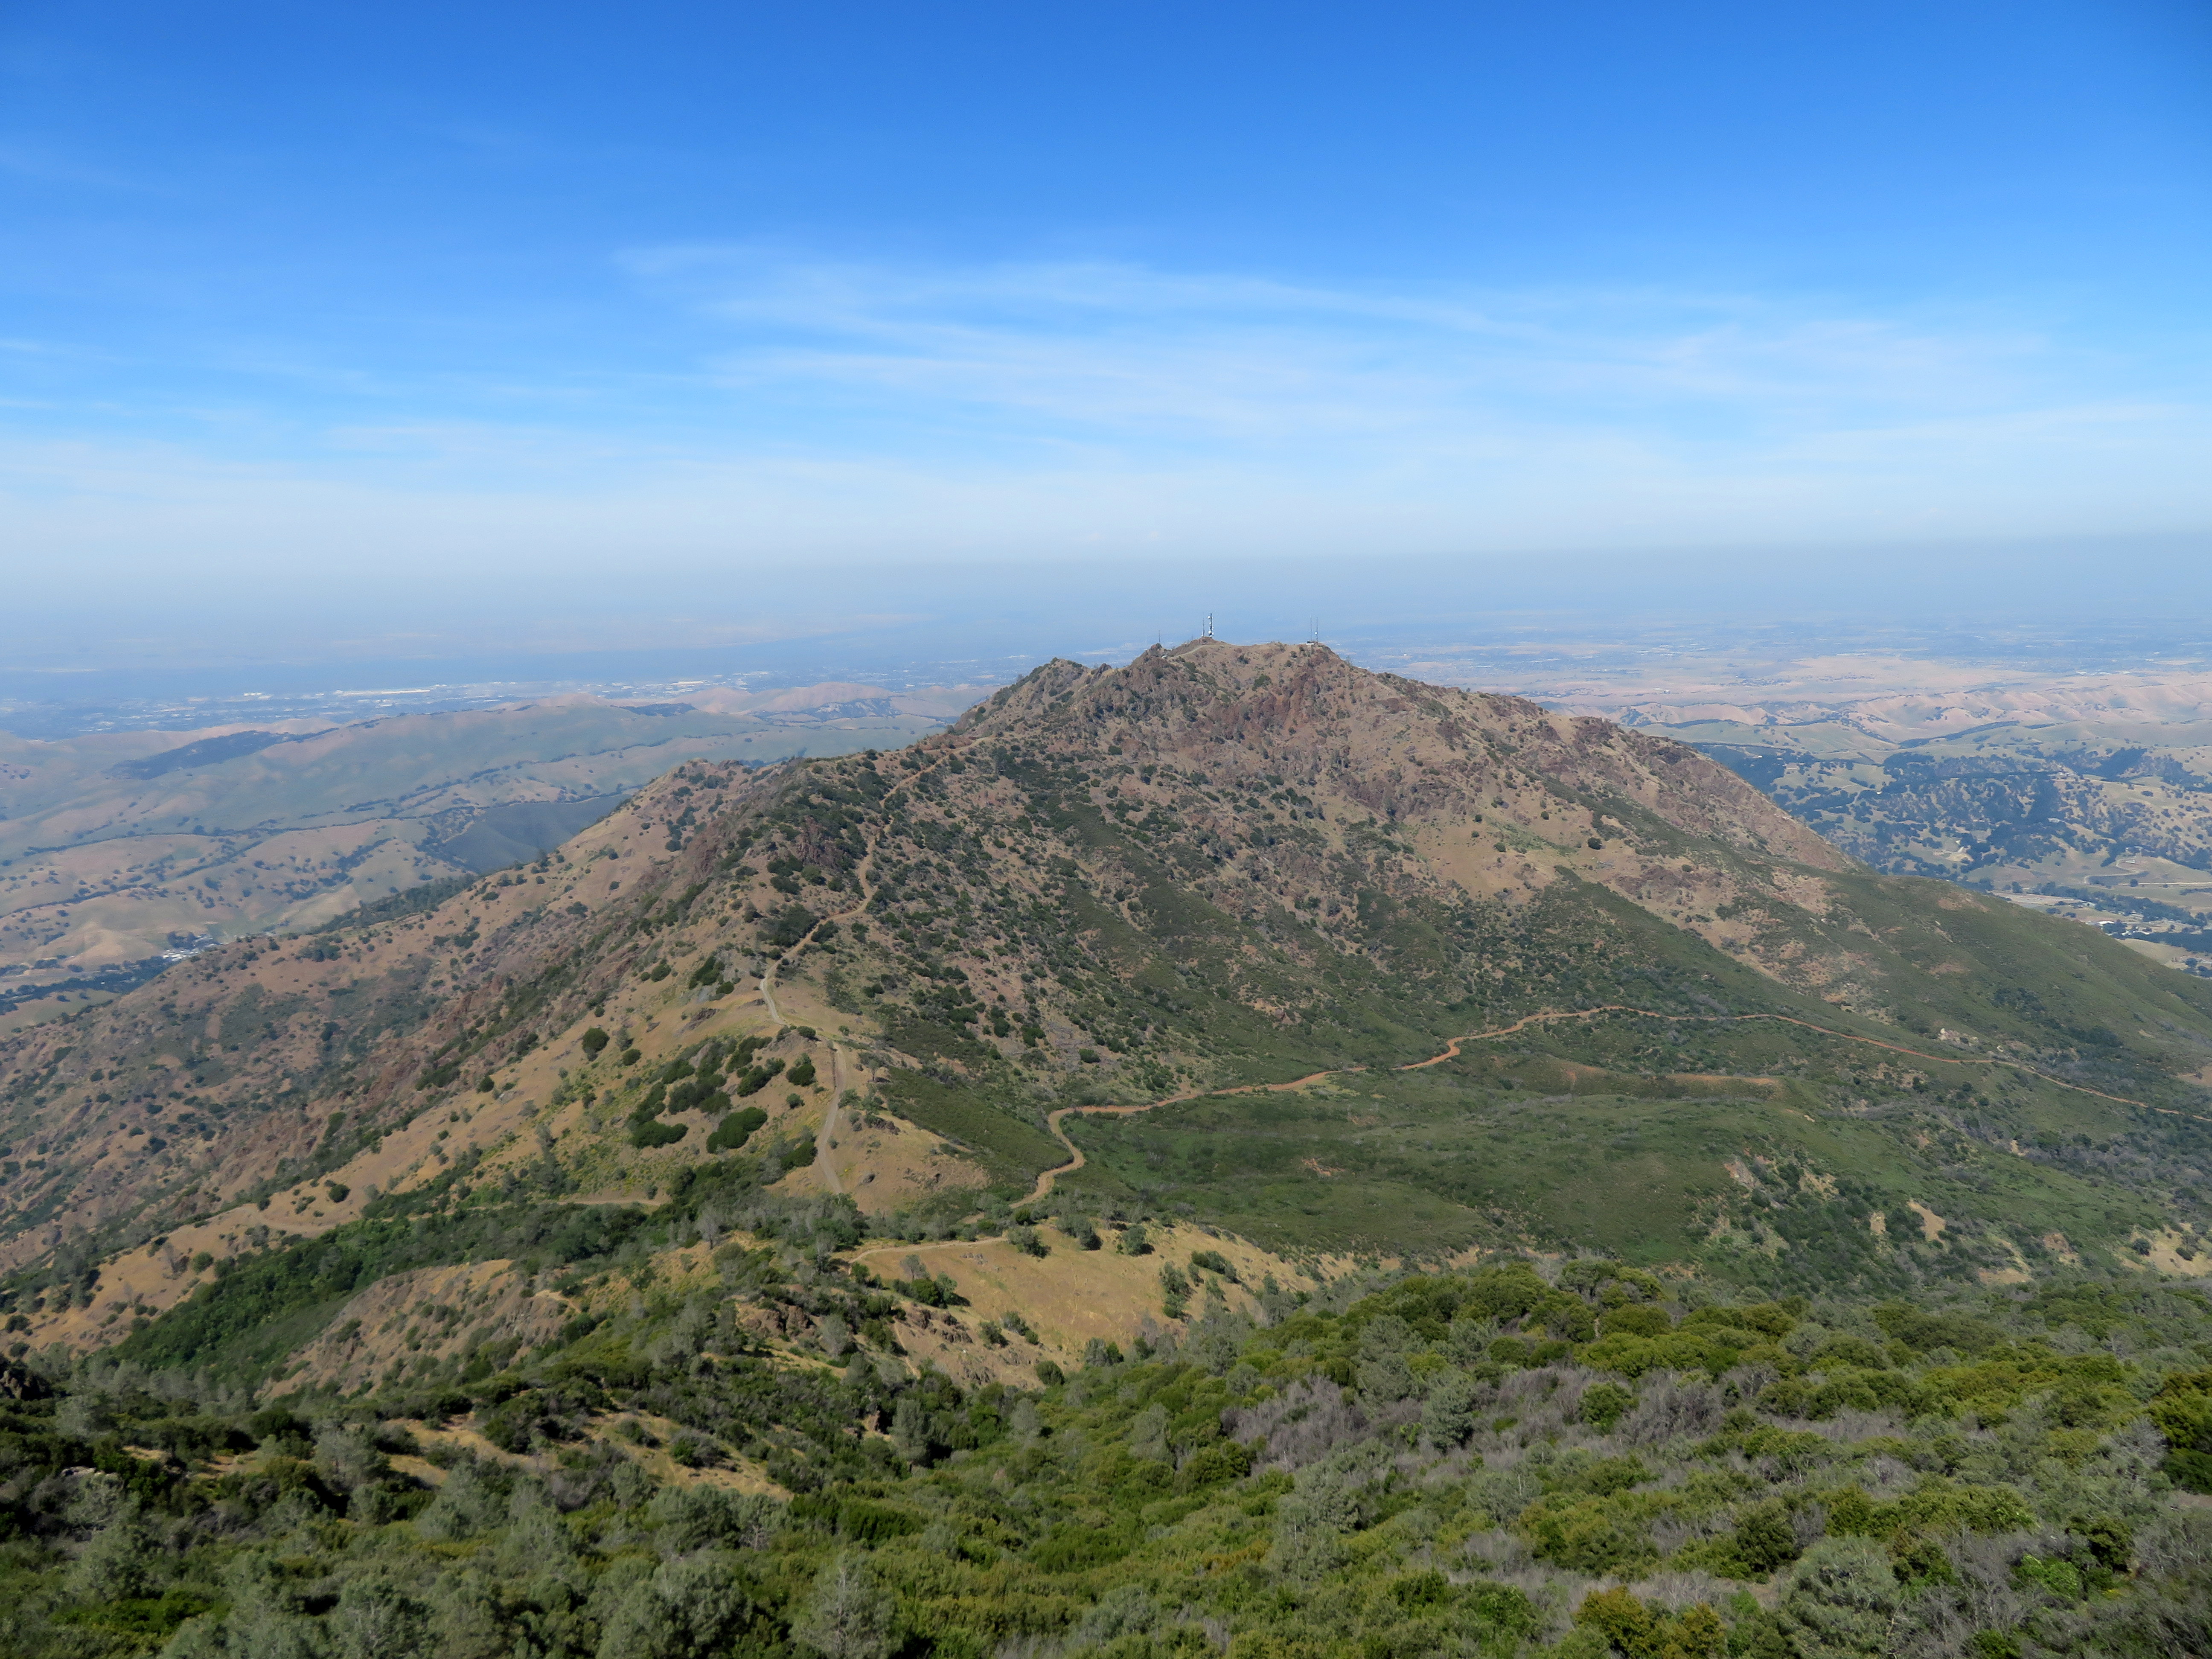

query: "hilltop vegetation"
left=6, top=642, right=2212, bottom=1320
left=5, top=1234, right=2212, bottom=1659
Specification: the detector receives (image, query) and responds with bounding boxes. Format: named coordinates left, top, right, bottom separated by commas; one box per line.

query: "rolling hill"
left=1557, top=663, right=2212, bottom=956
left=6, top=639, right=2210, bottom=1325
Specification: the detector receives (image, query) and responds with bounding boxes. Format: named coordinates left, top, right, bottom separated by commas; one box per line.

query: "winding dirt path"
left=1401, top=1004, right=2171, bottom=1112
left=816, top=1056, right=846, bottom=1196
left=1010, top=1003, right=2194, bottom=1209
left=758, top=752, right=949, bottom=1030
left=757, top=755, right=961, bottom=1195
left=762, top=748, right=2206, bottom=1233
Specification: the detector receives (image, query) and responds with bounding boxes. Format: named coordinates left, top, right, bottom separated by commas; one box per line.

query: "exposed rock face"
left=962, top=642, right=1847, bottom=873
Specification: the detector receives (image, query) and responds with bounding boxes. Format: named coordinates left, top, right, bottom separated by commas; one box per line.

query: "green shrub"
left=1160, top=1262, right=1191, bottom=1303
left=1190, top=1248, right=1236, bottom=1281
left=1520, top=1495, right=1661, bottom=1575
left=1176, top=1441, right=1252, bottom=1490
left=1600, top=1304, right=1671, bottom=1338
left=1574, top=1588, right=1726, bottom=1659
left=1779, top=1538, right=1899, bottom=1658
left=1731, top=1500, right=1802, bottom=1575
left=2150, top=1369, right=2212, bottom=1491
left=1580, top=1382, right=1636, bottom=1432
left=708, top=1107, right=768, bottom=1153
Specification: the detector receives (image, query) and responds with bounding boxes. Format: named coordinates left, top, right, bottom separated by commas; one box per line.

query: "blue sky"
left=4, top=0, right=2210, bottom=667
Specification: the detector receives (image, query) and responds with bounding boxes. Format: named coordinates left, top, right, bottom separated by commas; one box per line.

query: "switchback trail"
left=757, top=754, right=958, bottom=1202
left=1401, top=1005, right=2172, bottom=1113
left=780, top=754, right=2199, bottom=1235
left=760, top=750, right=950, bottom=1029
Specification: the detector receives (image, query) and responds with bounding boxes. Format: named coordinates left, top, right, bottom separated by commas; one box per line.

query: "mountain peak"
left=4, top=646, right=2211, bottom=1349
left=953, top=637, right=1848, bottom=878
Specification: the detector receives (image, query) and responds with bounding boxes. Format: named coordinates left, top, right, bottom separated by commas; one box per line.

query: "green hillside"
left=6, top=641, right=2211, bottom=1302
left=5, top=643, right=2212, bottom=1658
left=5, top=1222, right=2210, bottom=1659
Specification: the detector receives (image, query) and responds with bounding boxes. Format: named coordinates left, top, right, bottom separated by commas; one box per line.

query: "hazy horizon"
left=7, top=1, right=2209, bottom=678
left=7, top=537, right=2212, bottom=740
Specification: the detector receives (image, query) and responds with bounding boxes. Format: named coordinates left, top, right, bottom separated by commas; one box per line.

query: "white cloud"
left=632, top=248, right=2119, bottom=442
left=4, top=248, right=2209, bottom=629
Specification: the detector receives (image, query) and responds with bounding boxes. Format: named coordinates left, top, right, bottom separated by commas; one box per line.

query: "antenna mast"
left=1203, top=612, right=1214, bottom=640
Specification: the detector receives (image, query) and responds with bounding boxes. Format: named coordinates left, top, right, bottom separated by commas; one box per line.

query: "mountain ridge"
left=0, top=683, right=971, bottom=995
left=5, top=640, right=2212, bottom=1365
left=6, top=642, right=2212, bottom=1659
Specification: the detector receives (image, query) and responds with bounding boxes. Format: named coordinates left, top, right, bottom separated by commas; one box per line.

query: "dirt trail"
left=817, top=1097, right=844, bottom=1196
left=756, top=753, right=955, bottom=1200
left=1397, top=1003, right=2178, bottom=1111
left=775, top=743, right=2201, bottom=1242
left=815, top=1046, right=853, bottom=1196
left=839, top=999, right=2197, bottom=1272
left=759, top=753, right=949, bottom=1030
left=1019, top=1068, right=1346, bottom=1206
left=1010, top=1004, right=2189, bottom=1210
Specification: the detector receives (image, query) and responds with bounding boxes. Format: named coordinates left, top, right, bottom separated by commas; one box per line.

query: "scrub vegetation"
left=6, top=1245, right=2212, bottom=1658
left=4, top=641, right=2212, bottom=1656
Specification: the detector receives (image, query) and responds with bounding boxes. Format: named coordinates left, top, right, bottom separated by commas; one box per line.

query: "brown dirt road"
left=1013, top=1002, right=2187, bottom=1212
left=761, top=742, right=2198, bottom=1253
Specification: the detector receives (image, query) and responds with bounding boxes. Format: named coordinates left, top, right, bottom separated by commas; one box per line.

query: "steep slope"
left=0, top=683, right=965, bottom=997
left=5, top=642, right=2212, bottom=1364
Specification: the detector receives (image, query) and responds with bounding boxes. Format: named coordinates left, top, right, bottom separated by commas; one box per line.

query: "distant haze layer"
left=6, top=536, right=2209, bottom=687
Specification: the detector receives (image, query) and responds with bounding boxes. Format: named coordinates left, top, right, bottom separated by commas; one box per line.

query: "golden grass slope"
left=0, top=684, right=978, bottom=984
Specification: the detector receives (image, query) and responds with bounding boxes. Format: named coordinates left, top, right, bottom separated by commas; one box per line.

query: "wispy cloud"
left=626, top=247, right=2148, bottom=461
left=4, top=248, right=2209, bottom=619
